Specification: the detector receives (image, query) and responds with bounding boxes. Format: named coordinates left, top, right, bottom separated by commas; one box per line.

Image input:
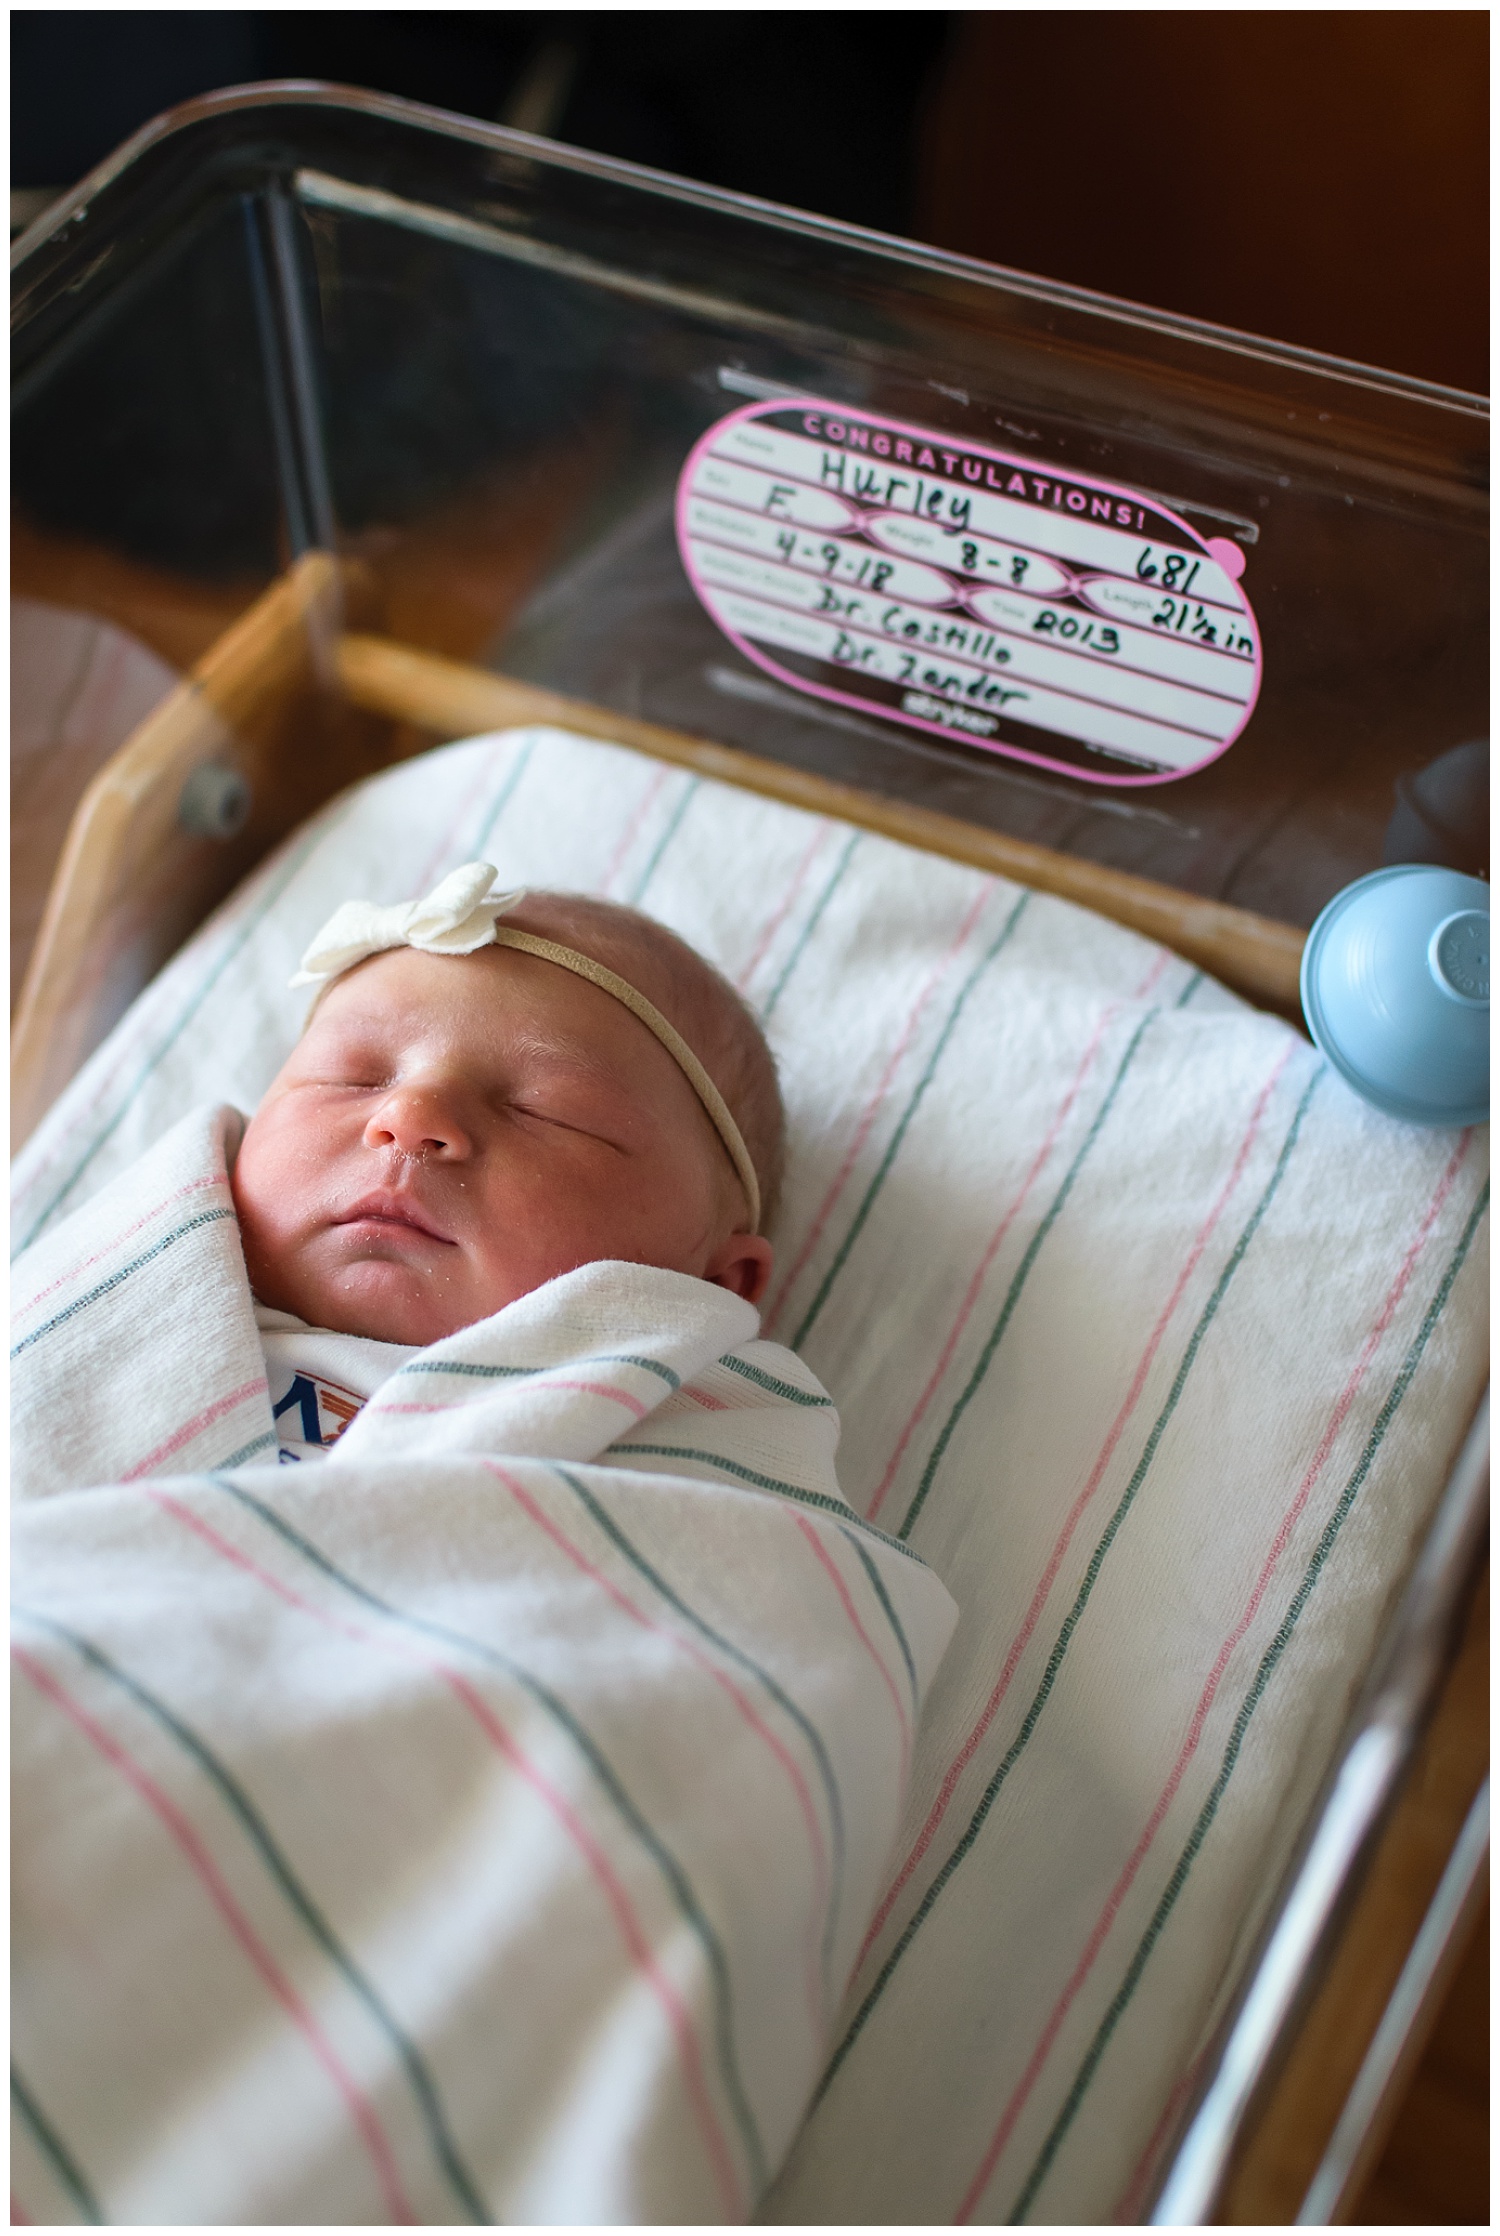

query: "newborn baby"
left=13, top=859, right=959, bottom=2225
left=231, top=865, right=788, bottom=1459
left=14, top=860, right=866, bottom=1500
left=238, top=874, right=781, bottom=1343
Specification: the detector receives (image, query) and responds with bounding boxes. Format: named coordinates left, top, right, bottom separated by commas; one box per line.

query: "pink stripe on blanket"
left=495, top=1464, right=832, bottom=2039
left=122, top=1380, right=269, bottom=1480
left=791, top=1513, right=912, bottom=1785
left=736, top=823, right=833, bottom=992
left=765, top=882, right=995, bottom=1332
left=1111, top=2055, right=1207, bottom=2223
left=951, top=1130, right=1473, bottom=2223
left=598, top=767, right=672, bottom=897
left=866, top=950, right=1172, bottom=1524
left=146, top=1487, right=744, bottom=2217
left=524, top=1376, right=650, bottom=1416
left=12, top=1644, right=419, bottom=2224
left=412, top=746, right=515, bottom=892
left=13, top=1175, right=224, bottom=1323
left=857, top=1040, right=1289, bottom=1968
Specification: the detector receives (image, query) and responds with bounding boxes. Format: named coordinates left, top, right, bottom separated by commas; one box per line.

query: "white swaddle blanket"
left=12, top=1104, right=957, bottom=2225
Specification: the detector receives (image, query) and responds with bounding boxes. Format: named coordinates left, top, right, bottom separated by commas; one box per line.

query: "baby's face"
left=232, top=945, right=772, bottom=1345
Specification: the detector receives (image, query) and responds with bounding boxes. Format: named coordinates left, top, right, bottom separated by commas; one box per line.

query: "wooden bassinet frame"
left=12, top=551, right=1309, bottom=1149
left=12, top=553, right=1486, bottom=2223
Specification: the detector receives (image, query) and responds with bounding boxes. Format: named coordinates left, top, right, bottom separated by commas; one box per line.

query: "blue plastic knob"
left=1300, top=866, right=1488, bottom=1127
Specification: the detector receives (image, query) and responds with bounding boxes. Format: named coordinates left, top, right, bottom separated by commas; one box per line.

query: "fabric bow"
left=291, top=863, right=523, bottom=988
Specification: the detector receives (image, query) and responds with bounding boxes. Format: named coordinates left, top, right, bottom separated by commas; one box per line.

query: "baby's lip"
left=334, top=1190, right=455, bottom=1245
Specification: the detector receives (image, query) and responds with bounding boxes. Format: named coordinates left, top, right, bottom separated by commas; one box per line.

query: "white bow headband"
left=292, top=863, right=762, bottom=1233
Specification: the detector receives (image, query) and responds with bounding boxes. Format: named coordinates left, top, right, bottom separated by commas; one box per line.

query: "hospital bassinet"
left=11, top=86, right=1487, bottom=2222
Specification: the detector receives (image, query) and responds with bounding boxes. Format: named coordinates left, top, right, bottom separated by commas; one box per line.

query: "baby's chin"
left=279, top=1253, right=514, bottom=1347
left=259, top=1227, right=728, bottom=1345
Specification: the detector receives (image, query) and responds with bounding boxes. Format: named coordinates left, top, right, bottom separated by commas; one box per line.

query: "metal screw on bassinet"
left=178, top=761, right=252, bottom=840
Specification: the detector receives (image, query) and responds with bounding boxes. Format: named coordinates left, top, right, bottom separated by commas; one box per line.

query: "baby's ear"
left=702, top=1231, right=774, bottom=1307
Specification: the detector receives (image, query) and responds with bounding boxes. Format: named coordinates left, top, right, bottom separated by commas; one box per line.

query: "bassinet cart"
left=12, top=86, right=1487, bottom=2223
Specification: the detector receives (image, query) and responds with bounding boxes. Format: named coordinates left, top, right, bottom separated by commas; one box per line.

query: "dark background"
left=10, top=8, right=1488, bottom=392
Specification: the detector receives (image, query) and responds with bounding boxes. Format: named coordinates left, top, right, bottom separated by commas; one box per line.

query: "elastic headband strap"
left=495, top=930, right=762, bottom=1232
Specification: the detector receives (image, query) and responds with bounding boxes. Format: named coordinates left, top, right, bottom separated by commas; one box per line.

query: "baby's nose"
left=364, top=1083, right=472, bottom=1159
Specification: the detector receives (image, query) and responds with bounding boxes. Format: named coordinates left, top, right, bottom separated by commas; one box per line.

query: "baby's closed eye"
left=295, top=1071, right=397, bottom=1100
left=503, top=1084, right=635, bottom=1153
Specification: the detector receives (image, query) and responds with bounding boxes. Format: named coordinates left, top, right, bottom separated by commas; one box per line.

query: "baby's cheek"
left=232, top=1109, right=313, bottom=1258
left=231, top=1115, right=277, bottom=1217
left=229, top=1155, right=279, bottom=1286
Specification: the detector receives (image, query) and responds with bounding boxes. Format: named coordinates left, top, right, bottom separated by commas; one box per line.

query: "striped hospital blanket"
left=13, top=724, right=1488, bottom=2223
left=12, top=1105, right=957, bottom=2223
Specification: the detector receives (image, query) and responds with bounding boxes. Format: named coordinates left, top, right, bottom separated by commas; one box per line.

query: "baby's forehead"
left=308, top=943, right=688, bottom=1077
